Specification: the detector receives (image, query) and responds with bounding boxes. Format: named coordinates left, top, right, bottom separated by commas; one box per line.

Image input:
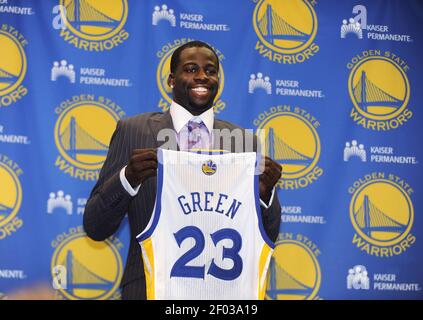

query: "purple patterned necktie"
left=178, top=117, right=210, bottom=151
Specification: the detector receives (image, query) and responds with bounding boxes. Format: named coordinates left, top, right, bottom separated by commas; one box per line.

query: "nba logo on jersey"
left=137, top=149, right=274, bottom=300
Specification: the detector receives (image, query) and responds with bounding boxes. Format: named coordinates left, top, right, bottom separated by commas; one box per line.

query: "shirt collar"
left=169, top=100, right=214, bottom=134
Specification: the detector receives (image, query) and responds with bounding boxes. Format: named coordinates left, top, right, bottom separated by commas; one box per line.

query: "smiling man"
left=168, top=43, right=219, bottom=116
left=83, top=40, right=282, bottom=300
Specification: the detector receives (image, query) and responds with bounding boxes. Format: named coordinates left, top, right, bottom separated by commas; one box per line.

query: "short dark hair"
left=170, top=40, right=220, bottom=73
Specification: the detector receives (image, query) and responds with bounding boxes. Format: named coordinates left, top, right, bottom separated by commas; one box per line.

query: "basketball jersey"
left=136, top=149, right=274, bottom=300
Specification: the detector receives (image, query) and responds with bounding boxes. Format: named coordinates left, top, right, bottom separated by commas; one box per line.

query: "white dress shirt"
left=119, top=101, right=275, bottom=208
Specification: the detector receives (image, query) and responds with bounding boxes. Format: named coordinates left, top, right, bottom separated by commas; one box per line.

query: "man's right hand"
left=125, top=148, right=158, bottom=188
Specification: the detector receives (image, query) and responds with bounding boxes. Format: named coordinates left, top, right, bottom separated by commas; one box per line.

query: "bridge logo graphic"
left=0, top=29, right=27, bottom=107
left=0, top=156, right=23, bottom=240
left=266, top=238, right=321, bottom=300
left=253, top=0, right=319, bottom=64
left=57, top=0, right=129, bottom=51
left=51, top=230, right=123, bottom=300
left=350, top=179, right=414, bottom=248
left=0, top=161, right=22, bottom=229
left=54, top=100, right=120, bottom=172
left=348, top=55, right=411, bottom=129
left=255, top=108, right=323, bottom=190
left=156, top=40, right=226, bottom=113
left=59, top=0, right=128, bottom=40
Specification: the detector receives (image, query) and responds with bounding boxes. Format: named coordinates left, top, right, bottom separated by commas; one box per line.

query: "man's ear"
left=168, top=73, right=175, bottom=89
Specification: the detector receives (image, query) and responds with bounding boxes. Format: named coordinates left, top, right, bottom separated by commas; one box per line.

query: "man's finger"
left=264, top=158, right=282, bottom=173
left=131, top=148, right=157, bottom=157
left=131, top=151, right=158, bottom=162
left=141, top=169, right=157, bottom=179
left=132, top=148, right=156, bottom=153
left=261, top=168, right=278, bottom=182
left=131, top=160, right=158, bottom=172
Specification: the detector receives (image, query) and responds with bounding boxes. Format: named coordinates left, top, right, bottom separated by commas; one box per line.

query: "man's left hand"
left=259, top=156, right=282, bottom=204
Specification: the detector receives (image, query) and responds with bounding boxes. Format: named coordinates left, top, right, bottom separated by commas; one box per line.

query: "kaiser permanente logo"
left=0, top=0, right=34, bottom=15
left=51, top=60, right=76, bottom=83
left=347, top=265, right=421, bottom=292
left=344, top=139, right=418, bottom=165
left=55, top=0, right=129, bottom=51
left=0, top=24, right=28, bottom=108
left=53, top=94, right=125, bottom=181
left=344, top=140, right=366, bottom=162
left=347, top=265, right=369, bottom=290
left=254, top=105, right=323, bottom=190
left=348, top=173, right=415, bottom=257
left=156, top=39, right=226, bottom=113
left=0, top=124, right=30, bottom=145
left=347, top=50, right=412, bottom=131
left=281, top=206, right=326, bottom=225
left=47, top=190, right=87, bottom=215
left=0, top=269, right=27, bottom=281
left=47, top=190, right=73, bottom=215
left=51, top=226, right=123, bottom=300
left=340, top=5, right=413, bottom=42
left=152, top=4, right=230, bottom=31
left=51, top=59, right=132, bottom=87
left=0, top=154, right=24, bottom=240
left=249, top=73, right=324, bottom=99
left=253, top=0, right=319, bottom=64
left=152, top=4, right=176, bottom=27
left=341, top=18, right=363, bottom=39
left=266, top=233, right=322, bottom=300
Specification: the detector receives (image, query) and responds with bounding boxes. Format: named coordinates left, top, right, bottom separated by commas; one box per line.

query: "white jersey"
left=137, top=149, right=274, bottom=300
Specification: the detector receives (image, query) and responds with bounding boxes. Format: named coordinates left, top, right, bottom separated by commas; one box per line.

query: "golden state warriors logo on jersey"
left=156, top=39, right=226, bottom=113
left=0, top=155, right=24, bottom=240
left=254, top=105, right=323, bottom=190
left=266, top=233, right=322, bottom=300
left=51, top=226, right=123, bottom=300
left=54, top=95, right=125, bottom=181
left=202, top=160, right=217, bottom=175
left=0, top=25, right=28, bottom=108
left=349, top=173, right=415, bottom=257
left=253, top=0, right=319, bottom=64
left=59, top=0, right=129, bottom=51
left=347, top=50, right=412, bottom=131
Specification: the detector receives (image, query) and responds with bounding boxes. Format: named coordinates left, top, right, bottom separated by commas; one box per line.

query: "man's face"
left=168, top=46, right=219, bottom=115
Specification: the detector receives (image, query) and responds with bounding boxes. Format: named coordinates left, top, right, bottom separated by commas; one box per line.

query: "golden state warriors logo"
left=51, top=226, right=123, bottom=300
left=0, top=155, right=24, bottom=240
left=348, top=51, right=412, bottom=131
left=59, top=0, right=129, bottom=51
left=349, top=173, right=415, bottom=257
left=253, top=0, right=319, bottom=64
left=266, top=233, right=321, bottom=300
left=254, top=105, right=323, bottom=190
left=0, top=25, right=28, bottom=108
left=156, top=39, right=226, bottom=113
left=202, top=160, right=217, bottom=175
left=54, top=95, right=125, bottom=181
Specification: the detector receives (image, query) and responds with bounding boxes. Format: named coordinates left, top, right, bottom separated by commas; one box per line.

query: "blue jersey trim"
left=254, top=169, right=275, bottom=249
left=136, top=148, right=164, bottom=242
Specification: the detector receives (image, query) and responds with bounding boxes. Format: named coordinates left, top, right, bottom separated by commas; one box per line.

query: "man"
left=83, top=40, right=282, bottom=300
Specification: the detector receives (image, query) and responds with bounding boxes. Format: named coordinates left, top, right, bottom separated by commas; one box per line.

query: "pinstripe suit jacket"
left=83, top=111, right=281, bottom=299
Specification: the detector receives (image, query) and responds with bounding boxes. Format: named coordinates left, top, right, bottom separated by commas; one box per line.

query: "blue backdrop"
left=0, top=0, right=422, bottom=300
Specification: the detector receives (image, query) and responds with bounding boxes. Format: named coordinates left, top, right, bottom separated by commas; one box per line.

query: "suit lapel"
left=148, top=111, right=178, bottom=149
left=213, top=119, right=236, bottom=152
